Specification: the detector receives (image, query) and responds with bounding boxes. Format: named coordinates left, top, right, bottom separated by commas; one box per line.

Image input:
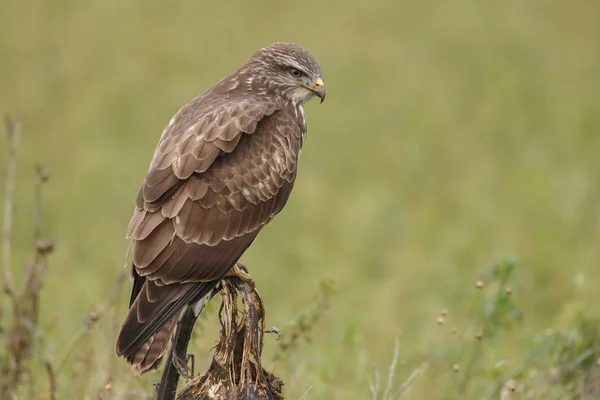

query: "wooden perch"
left=157, top=303, right=201, bottom=399
left=157, top=264, right=284, bottom=400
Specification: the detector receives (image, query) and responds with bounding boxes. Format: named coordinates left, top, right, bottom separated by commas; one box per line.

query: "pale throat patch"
left=290, top=87, right=312, bottom=106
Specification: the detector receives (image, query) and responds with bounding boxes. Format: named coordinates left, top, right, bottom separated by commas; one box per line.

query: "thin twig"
left=298, top=385, right=313, bottom=400
left=566, top=347, right=599, bottom=373
left=33, top=165, right=49, bottom=241
left=90, top=269, right=127, bottom=320
left=369, top=365, right=381, bottom=400
left=265, top=326, right=281, bottom=341
left=396, top=362, right=429, bottom=397
left=2, top=115, right=21, bottom=297
left=383, top=336, right=400, bottom=399
left=22, top=166, right=51, bottom=306
left=44, top=358, right=57, bottom=400
left=157, top=306, right=198, bottom=400
left=56, top=270, right=126, bottom=373
left=0, top=121, right=57, bottom=400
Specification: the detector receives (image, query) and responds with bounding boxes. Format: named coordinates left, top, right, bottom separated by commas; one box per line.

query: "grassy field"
left=1, top=0, right=600, bottom=398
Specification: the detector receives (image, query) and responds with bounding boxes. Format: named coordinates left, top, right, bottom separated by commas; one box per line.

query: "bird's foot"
left=172, top=353, right=194, bottom=380
left=227, top=262, right=254, bottom=286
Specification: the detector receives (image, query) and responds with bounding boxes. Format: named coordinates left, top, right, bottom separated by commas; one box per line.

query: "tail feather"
left=126, top=315, right=179, bottom=375
left=116, top=278, right=218, bottom=375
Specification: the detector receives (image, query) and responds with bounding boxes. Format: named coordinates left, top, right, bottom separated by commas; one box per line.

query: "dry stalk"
left=0, top=118, right=56, bottom=399
left=44, top=357, right=57, bottom=400
left=2, top=115, right=21, bottom=297
left=0, top=119, right=122, bottom=399
left=57, top=269, right=126, bottom=374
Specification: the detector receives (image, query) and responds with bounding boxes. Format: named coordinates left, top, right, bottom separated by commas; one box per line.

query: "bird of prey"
left=116, top=42, right=325, bottom=375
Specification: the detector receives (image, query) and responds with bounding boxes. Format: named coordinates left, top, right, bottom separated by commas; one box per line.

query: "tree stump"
left=171, top=268, right=284, bottom=400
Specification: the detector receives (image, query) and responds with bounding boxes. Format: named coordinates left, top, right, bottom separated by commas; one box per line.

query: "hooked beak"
left=303, top=78, right=326, bottom=103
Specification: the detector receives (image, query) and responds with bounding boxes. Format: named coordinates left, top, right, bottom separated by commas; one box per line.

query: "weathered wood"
left=177, top=275, right=284, bottom=400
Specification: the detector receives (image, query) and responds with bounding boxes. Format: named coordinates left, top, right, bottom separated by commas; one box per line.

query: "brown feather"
left=117, top=42, right=321, bottom=375
left=126, top=315, right=178, bottom=375
left=132, top=211, right=165, bottom=241
left=132, top=219, right=173, bottom=269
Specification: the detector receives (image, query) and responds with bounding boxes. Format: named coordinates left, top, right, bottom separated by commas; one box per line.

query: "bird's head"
left=245, top=42, right=325, bottom=105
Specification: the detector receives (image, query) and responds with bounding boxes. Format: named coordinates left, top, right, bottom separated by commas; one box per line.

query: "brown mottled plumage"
left=116, top=43, right=325, bottom=375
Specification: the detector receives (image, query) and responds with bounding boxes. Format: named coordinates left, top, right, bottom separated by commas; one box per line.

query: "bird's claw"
left=172, top=353, right=194, bottom=380
left=227, top=263, right=254, bottom=286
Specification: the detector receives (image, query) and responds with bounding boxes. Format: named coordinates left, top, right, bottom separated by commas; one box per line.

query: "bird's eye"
left=290, top=68, right=302, bottom=78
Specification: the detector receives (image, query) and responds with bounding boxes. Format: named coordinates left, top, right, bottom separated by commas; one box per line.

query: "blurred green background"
left=1, top=0, right=599, bottom=398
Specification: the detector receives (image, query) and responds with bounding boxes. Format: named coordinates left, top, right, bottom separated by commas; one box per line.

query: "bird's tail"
left=116, top=279, right=195, bottom=375
left=122, top=289, right=217, bottom=375
left=126, top=314, right=179, bottom=375
left=116, top=277, right=218, bottom=375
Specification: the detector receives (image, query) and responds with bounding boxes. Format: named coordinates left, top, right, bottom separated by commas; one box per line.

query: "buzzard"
left=116, top=42, right=325, bottom=375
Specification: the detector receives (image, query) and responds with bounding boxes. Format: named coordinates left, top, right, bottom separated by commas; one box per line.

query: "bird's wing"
left=126, top=96, right=300, bottom=282
left=117, top=97, right=303, bottom=372
left=134, top=95, right=279, bottom=209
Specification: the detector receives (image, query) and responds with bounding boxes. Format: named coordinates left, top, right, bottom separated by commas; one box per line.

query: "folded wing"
left=116, top=95, right=302, bottom=374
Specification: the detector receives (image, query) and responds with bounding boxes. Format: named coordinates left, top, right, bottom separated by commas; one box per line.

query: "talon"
left=236, top=263, right=249, bottom=274
left=172, top=354, right=193, bottom=380
left=265, top=326, right=281, bottom=341
left=226, top=263, right=254, bottom=286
